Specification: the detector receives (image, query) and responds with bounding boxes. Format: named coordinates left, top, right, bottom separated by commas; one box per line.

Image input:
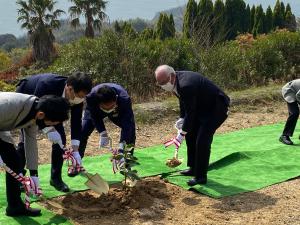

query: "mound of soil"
left=41, top=178, right=180, bottom=224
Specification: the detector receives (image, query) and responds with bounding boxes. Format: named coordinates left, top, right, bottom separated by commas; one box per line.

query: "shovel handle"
left=174, top=148, right=179, bottom=159
left=80, top=170, right=92, bottom=179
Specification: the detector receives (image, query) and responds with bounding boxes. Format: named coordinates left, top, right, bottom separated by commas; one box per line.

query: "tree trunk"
left=30, top=27, right=56, bottom=63
left=85, top=25, right=95, bottom=38
left=85, top=10, right=95, bottom=38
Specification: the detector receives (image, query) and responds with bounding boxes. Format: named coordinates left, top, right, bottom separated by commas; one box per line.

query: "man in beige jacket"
left=280, top=79, right=300, bottom=145
left=0, top=92, right=70, bottom=217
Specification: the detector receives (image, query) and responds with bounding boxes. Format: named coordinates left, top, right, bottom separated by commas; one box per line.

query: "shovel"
left=166, top=148, right=183, bottom=168
left=80, top=171, right=109, bottom=195
left=62, top=148, right=109, bottom=195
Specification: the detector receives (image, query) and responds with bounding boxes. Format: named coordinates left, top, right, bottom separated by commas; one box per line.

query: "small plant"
left=111, top=142, right=140, bottom=188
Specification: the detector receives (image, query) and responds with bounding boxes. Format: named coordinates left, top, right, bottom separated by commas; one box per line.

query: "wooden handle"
left=174, top=149, right=178, bottom=159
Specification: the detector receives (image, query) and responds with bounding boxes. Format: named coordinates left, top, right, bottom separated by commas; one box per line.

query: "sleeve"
left=181, top=88, right=199, bottom=134
left=179, top=98, right=186, bottom=118
left=23, top=125, right=38, bottom=170
left=295, top=90, right=300, bottom=103
left=70, top=102, right=83, bottom=143
left=85, top=97, right=106, bottom=133
left=118, top=98, right=136, bottom=145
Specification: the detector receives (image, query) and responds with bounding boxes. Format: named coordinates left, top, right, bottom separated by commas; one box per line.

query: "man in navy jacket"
left=155, top=65, right=230, bottom=186
left=77, top=83, right=136, bottom=166
left=16, top=72, right=93, bottom=192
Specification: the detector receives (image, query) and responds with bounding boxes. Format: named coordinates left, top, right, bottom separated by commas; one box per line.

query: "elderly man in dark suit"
left=0, top=92, right=70, bottom=217
left=16, top=72, right=93, bottom=192
left=155, top=65, right=230, bottom=186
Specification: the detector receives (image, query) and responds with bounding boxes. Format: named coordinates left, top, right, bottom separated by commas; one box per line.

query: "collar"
left=62, top=87, right=66, bottom=98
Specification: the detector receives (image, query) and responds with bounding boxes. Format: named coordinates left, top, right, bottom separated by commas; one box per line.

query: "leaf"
left=112, top=154, right=124, bottom=160
left=128, top=161, right=140, bottom=167
left=126, top=155, right=138, bottom=161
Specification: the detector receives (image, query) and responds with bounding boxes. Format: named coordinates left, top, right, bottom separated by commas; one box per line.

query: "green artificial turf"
left=1, top=122, right=300, bottom=224
left=166, top=123, right=300, bottom=197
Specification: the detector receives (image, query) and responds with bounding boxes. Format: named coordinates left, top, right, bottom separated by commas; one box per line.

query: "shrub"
left=198, top=42, right=247, bottom=89
left=0, top=80, right=15, bottom=91
left=9, top=48, right=30, bottom=65
left=40, top=29, right=300, bottom=99
left=266, top=30, right=300, bottom=80
left=0, top=50, right=12, bottom=71
left=47, top=31, right=198, bottom=101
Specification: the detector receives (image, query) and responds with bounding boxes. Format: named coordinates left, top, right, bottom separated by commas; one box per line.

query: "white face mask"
left=69, top=96, right=85, bottom=105
left=100, top=106, right=117, bottom=114
left=161, top=82, right=174, bottom=92
left=160, top=75, right=174, bottom=92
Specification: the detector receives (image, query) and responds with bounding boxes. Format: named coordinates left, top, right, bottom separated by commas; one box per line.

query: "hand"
left=176, top=132, right=185, bottom=144
left=72, top=151, right=82, bottom=166
left=175, top=118, right=184, bottom=130
left=29, top=176, right=42, bottom=196
left=99, top=131, right=110, bottom=148
left=164, top=132, right=185, bottom=150
left=47, top=131, right=64, bottom=148
left=71, top=139, right=80, bottom=152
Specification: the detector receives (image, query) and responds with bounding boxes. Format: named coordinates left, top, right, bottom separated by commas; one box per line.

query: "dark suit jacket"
left=85, top=83, right=135, bottom=144
left=16, top=73, right=83, bottom=141
left=175, top=71, right=230, bottom=133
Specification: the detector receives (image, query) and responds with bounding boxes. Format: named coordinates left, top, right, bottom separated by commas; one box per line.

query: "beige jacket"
left=282, top=79, right=300, bottom=103
left=0, top=92, right=38, bottom=170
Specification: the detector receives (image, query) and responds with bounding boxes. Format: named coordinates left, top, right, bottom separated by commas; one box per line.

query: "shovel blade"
left=84, top=173, right=109, bottom=195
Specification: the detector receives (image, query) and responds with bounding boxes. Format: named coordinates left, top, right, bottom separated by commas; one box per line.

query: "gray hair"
left=155, top=65, right=175, bottom=76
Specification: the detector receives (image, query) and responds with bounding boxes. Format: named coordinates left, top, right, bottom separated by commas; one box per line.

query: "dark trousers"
left=79, top=117, right=135, bottom=158
left=17, top=123, right=66, bottom=181
left=0, top=139, right=23, bottom=208
left=78, top=118, right=95, bottom=158
left=51, top=124, right=66, bottom=180
left=282, top=102, right=299, bottom=137
left=185, top=97, right=228, bottom=179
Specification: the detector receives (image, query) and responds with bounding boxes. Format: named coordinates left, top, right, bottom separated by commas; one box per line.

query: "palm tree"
left=69, top=0, right=108, bottom=38
left=17, top=0, right=64, bottom=63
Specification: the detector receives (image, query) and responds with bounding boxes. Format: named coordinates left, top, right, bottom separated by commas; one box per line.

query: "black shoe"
left=180, top=168, right=194, bottom=176
left=6, top=205, right=41, bottom=217
left=50, top=179, right=70, bottom=192
left=67, top=170, right=79, bottom=177
left=187, top=177, right=207, bottom=186
left=279, top=135, right=293, bottom=145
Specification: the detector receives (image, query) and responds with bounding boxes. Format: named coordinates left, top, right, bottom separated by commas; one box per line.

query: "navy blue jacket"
left=16, top=73, right=83, bottom=141
left=175, top=71, right=230, bottom=133
left=85, top=83, right=136, bottom=145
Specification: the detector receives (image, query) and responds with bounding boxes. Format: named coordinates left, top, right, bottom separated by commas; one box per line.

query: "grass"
left=133, top=83, right=285, bottom=124
left=228, top=83, right=283, bottom=105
